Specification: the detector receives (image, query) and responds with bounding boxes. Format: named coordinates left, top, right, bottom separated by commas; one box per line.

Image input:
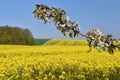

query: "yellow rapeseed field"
left=44, top=39, right=88, bottom=46
left=0, top=44, right=120, bottom=80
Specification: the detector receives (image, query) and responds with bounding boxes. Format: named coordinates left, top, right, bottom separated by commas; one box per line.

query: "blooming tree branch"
left=33, top=4, right=120, bottom=54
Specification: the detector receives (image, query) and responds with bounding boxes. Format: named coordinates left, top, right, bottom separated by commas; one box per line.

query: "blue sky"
left=0, top=0, right=120, bottom=39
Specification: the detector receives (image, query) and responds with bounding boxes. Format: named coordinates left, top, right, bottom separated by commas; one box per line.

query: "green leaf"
left=69, top=32, right=73, bottom=38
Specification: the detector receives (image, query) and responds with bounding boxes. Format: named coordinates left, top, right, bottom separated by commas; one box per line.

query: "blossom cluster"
left=33, top=4, right=80, bottom=38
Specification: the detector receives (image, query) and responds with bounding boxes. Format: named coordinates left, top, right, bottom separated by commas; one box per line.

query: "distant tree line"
left=0, top=25, right=35, bottom=45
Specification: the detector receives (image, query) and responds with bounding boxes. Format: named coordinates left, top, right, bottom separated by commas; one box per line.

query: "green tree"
left=23, top=29, right=35, bottom=45
left=0, top=26, right=35, bottom=45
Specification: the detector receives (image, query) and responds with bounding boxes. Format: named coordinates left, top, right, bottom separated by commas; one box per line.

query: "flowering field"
left=44, top=39, right=88, bottom=46
left=0, top=45, right=120, bottom=80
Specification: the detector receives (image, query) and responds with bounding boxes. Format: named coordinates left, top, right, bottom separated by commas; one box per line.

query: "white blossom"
left=65, top=15, right=70, bottom=22
left=58, top=23, right=66, bottom=28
